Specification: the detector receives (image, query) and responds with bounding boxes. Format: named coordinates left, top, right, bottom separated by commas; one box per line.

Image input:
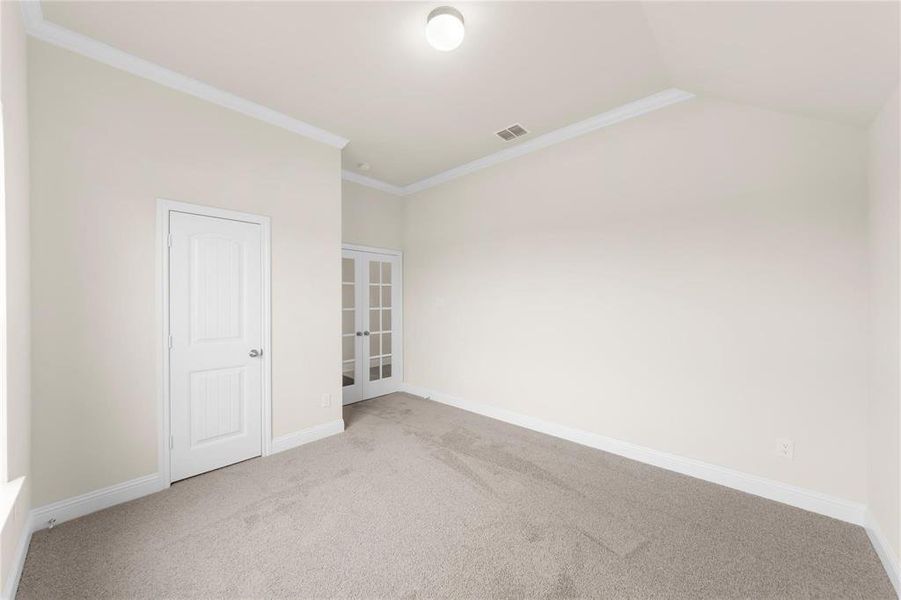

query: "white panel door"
left=170, top=211, right=263, bottom=481
left=342, top=248, right=402, bottom=405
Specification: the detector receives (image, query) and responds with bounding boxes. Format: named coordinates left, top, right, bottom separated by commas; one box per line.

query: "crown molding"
left=20, top=2, right=349, bottom=150
left=341, top=170, right=406, bottom=196
left=21, top=1, right=692, bottom=196
left=342, top=88, right=695, bottom=197
left=404, top=88, right=694, bottom=194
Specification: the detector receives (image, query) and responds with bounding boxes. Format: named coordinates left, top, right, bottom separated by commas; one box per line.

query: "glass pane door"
left=362, top=252, right=401, bottom=399
left=341, top=251, right=363, bottom=405
left=341, top=247, right=401, bottom=405
left=367, top=259, right=393, bottom=382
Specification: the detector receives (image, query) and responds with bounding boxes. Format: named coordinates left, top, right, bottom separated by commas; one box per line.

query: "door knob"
left=356, top=331, right=363, bottom=336
left=249, top=349, right=262, bottom=358
left=363, top=331, right=370, bottom=336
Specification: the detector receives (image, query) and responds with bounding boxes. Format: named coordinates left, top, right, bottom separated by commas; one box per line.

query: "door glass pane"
left=342, top=258, right=354, bottom=283
left=382, top=309, right=391, bottom=331
left=382, top=332, right=392, bottom=355
left=369, top=358, right=379, bottom=381
left=369, top=261, right=381, bottom=285
left=370, top=333, right=380, bottom=357
left=381, top=286, right=391, bottom=308
left=342, top=255, right=356, bottom=388
left=382, top=356, right=392, bottom=378
left=342, top=310, right=355, bottom=335
left=369, top=309, right=380, bottom=332
left=342, top=284, right=354, bottom=309
left=381, top=262, right=391, bottom=284
left=369, top=285, right=380, bottom=308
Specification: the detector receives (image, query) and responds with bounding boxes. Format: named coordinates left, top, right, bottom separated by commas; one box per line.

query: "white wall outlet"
left=776, top=438, right=794, bottom=459
left=320, top=393, right=331, bottom=408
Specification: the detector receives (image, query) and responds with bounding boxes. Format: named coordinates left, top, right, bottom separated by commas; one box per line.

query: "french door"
left=342, top=247, right=402, bottom=405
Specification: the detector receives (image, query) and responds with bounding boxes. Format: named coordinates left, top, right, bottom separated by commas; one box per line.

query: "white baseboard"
left=27, top=419, right=345, bottom=533
left=270, top=419, right=345, bottom=455
left=866, top=510, right=901, bottom=597
left=400, top=383, right=866, bottom=526
left=1, top=514, right=33, bottom=600
left=30, top=473, right=165, bottom=533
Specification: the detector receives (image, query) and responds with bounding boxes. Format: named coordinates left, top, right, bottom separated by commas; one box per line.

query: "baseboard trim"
left=1, top=513, right=33, bottom=600
left=866, top=510, right=901, bottom=597
left=27, top=419, right=346, bottom=532
left=400, top=384, right=866, bottom=526
left=30, top=473, right=165, bottom=532
left=270, top=419, right=345, bottom=455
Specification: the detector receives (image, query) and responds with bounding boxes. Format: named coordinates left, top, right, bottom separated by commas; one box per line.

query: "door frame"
left=341, top=244, right=403, bottom=405
left=157, top=198, right=272, bottom=487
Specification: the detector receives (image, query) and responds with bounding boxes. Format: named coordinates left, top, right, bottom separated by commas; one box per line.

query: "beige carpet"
left=17, top=393, right=895, bottom=599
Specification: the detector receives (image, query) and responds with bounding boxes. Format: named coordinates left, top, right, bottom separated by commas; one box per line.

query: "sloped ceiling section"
left=32, top=1, right=901, bottom=192
left=642, top=1, right=900, bottom=126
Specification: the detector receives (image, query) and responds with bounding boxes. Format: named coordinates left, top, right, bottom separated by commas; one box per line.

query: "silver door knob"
left=249, top=349, right=262, bottom=358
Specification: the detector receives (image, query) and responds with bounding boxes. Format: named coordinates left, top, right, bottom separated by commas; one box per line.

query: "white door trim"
left=342, top=243, right=402, bottom=257
left=157, top=199, right=272, bottom=487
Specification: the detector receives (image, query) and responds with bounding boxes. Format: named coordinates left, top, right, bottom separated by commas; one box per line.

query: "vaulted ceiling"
left=40, top=1, right=900, bottom=187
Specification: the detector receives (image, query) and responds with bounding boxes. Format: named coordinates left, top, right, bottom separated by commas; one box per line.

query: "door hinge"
left=167, top=233, right=172, bottom=247
left=168, top=334, right=173, bottom=349
left=169, top=436, right=174, bottom=450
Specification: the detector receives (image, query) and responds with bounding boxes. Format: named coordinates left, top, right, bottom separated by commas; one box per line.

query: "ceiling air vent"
left=495, top=123, right=529, bottom=142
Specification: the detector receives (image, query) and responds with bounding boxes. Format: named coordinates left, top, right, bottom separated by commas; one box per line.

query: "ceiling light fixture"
left=426, top=7, right=465, bottom=52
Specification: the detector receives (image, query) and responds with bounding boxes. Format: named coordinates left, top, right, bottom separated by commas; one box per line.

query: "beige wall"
left=0, top=0, right=31, bottom=592
left=29, top=40, right=342, bottom=507
left=867, top=84, right=900, bottom=563
left=342, top=180, right=404, bottom=250
left=0, top=2, right=32, bottom=590
left=404, top=97, right=869, bottom=503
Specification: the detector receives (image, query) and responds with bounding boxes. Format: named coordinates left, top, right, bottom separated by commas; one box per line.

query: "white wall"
left=404, top=97, right=869, bottom=503
left=342, top=180, right=404, bottom=250
left=28, top=40, right=343, bottom=507
left=0, top=0, right=31, bottom=592
left=867, top=84, right=900, bottom=567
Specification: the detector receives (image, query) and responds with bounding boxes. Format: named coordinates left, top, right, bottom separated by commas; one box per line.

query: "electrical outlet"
left=776, top=438, right=794, bottom=459
left=320, top=393, right=331, bottom=408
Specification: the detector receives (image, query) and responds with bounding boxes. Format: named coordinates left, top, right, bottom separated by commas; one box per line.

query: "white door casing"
left=167, top=208, right=266, bottom=482
left=342, top=245, right=403, bottom=405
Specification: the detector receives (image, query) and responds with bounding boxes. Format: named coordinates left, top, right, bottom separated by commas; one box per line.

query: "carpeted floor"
left=17, top=393, right=895, bottom=599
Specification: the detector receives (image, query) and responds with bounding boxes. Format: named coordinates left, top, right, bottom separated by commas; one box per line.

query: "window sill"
left=0, top=476, right=24, bottom=531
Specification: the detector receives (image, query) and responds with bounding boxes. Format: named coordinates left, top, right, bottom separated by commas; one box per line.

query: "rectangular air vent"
left=495, top=123, right=529, bottom=142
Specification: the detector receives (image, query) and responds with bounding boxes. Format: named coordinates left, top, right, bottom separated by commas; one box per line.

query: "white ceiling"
left=40, top=1, right=899, bottom=187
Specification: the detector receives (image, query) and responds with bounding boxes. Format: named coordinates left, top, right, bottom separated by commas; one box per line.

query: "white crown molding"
left=20, top=2, right=348, bottom=149
left=22, top=2, right=692, bottom=198
left=400, top=383, right=868, bottom=526
left=342, top=170, right=406, bottom=196
left=343, top=88, right=694, bottom=196
left=404, top=88, right=695, bottom=194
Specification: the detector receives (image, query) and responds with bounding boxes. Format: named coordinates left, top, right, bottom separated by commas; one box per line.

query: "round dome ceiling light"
left=426, top=7, right=465, bottom=52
